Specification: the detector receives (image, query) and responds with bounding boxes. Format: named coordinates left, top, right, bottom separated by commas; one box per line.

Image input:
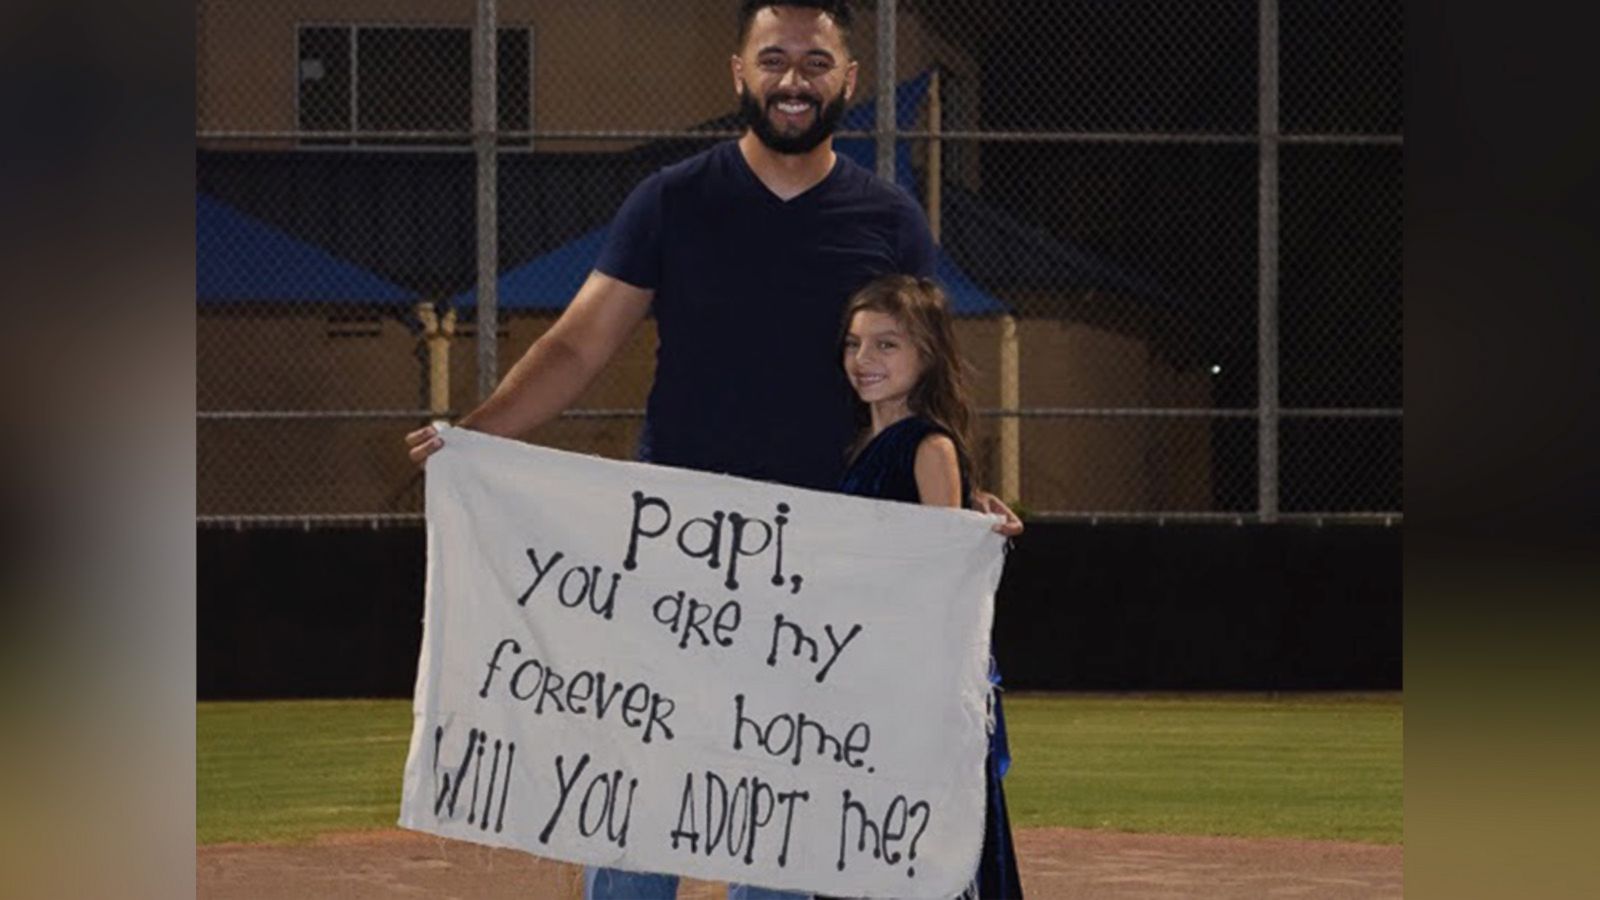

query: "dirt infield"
left=198, top=828, right=1401, bottom=899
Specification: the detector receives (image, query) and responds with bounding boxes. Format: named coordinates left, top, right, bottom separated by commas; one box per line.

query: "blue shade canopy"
left=452, top=226, right=1009, bottom=315
left=936, top=253, right=1009, bottom=315
left=450, top=225, right=607, bottom=311
left=196, top=193, right=415, bottom=304
left=198, top=70, right=1173, bottom=317
left=833, top=69, right=928, bottom=191
left=456, top=71, right=1011, bottom=316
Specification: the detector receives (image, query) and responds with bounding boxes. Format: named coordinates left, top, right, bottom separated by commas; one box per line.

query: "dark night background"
left=197, top=0, right=1403, bottom=697
left=200, top=0, right=1401, bottom=514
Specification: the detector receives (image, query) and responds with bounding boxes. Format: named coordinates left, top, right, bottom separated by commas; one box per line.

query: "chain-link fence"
left=197, top=0, right=1401, bottom=527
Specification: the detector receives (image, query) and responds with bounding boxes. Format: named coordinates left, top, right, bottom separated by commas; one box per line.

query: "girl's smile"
left=844, top=310, right=925, bottom=418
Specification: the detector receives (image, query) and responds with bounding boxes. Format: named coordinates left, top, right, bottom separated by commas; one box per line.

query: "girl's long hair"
left=842, top=275, right=979, bottom=491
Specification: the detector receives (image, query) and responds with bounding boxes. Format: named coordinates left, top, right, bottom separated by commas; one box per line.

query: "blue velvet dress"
left=838, top=417, right=1024, bottom=900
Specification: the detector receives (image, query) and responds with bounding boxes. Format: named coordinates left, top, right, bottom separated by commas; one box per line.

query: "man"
left=407, top=3, right=1018, bottom=897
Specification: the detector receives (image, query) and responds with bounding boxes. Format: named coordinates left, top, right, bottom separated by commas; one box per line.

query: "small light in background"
left=1209, top=364, right=1222, bottom=375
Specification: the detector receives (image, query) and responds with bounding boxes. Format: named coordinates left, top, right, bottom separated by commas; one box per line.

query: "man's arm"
left=406, top=271, right=652, bottom=464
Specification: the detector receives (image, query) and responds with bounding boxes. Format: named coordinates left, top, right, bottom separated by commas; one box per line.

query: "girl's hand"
left=972, top=491, right=1023, bottom=536
left=405, top=423, right=447, bottom=467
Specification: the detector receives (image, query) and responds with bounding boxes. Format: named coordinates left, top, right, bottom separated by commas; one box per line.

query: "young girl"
left=836, top=275, right=1023, bottom=899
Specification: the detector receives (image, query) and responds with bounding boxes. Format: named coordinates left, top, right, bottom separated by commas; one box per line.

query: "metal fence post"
left=999, top=314, right=1021, bottom=504
left=417, top=301, right=456, bottom=415
left=926, top=68, right=941, bottom=242
left=474, top=0, right=500, bottom=402
left=1257, top=0, right=1280, bottom=522
left=875, top=0, right=896, bottom=181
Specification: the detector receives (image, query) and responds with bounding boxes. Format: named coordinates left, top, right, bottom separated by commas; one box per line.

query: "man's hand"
left=971, top=490, right=1023, bottom=536
left=406, top=424, right=445, bottom=467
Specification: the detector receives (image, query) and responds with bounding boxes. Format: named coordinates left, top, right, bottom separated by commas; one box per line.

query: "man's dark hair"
left=736, top=1, right=854, bottom=53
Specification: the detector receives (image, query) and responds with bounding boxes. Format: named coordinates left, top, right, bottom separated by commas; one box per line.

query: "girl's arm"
left=913, top=434, right=964, bottom=508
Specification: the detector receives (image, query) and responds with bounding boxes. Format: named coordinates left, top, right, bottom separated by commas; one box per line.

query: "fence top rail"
left=197, top=510, right=1401, bottom=530
left=1027, top=511, right=1402, bottom=526
left=196, top=129, right=1402, bottom=145
left=198, top=407, right=1403, bottom=420
left=978, top=407, right=1403, bottom=419
left=197, top=409, right=646, bottom=420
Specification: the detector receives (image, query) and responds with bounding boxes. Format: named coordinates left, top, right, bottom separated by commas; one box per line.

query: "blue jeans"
left=583, top=866, right=810, bottom=900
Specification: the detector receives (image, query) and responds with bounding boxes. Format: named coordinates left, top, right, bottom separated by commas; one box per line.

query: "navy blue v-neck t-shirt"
left=594, top=140, right=937, bottom=490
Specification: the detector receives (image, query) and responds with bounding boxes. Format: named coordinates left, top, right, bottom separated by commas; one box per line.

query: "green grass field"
left=1000, top=693, right=1401, bottom=843
left=197, top=693, right=1401, bottom=846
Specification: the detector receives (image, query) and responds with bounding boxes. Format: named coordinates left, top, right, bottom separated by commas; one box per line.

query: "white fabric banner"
left=399, top=427, right=1005, bottom=898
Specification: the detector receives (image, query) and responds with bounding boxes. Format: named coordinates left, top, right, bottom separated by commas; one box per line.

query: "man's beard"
left=739, top=86, right=847, bottom=155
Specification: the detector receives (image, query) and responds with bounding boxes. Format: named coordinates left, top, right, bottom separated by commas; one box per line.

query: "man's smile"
left=769, top=96, right=818, bottom=122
